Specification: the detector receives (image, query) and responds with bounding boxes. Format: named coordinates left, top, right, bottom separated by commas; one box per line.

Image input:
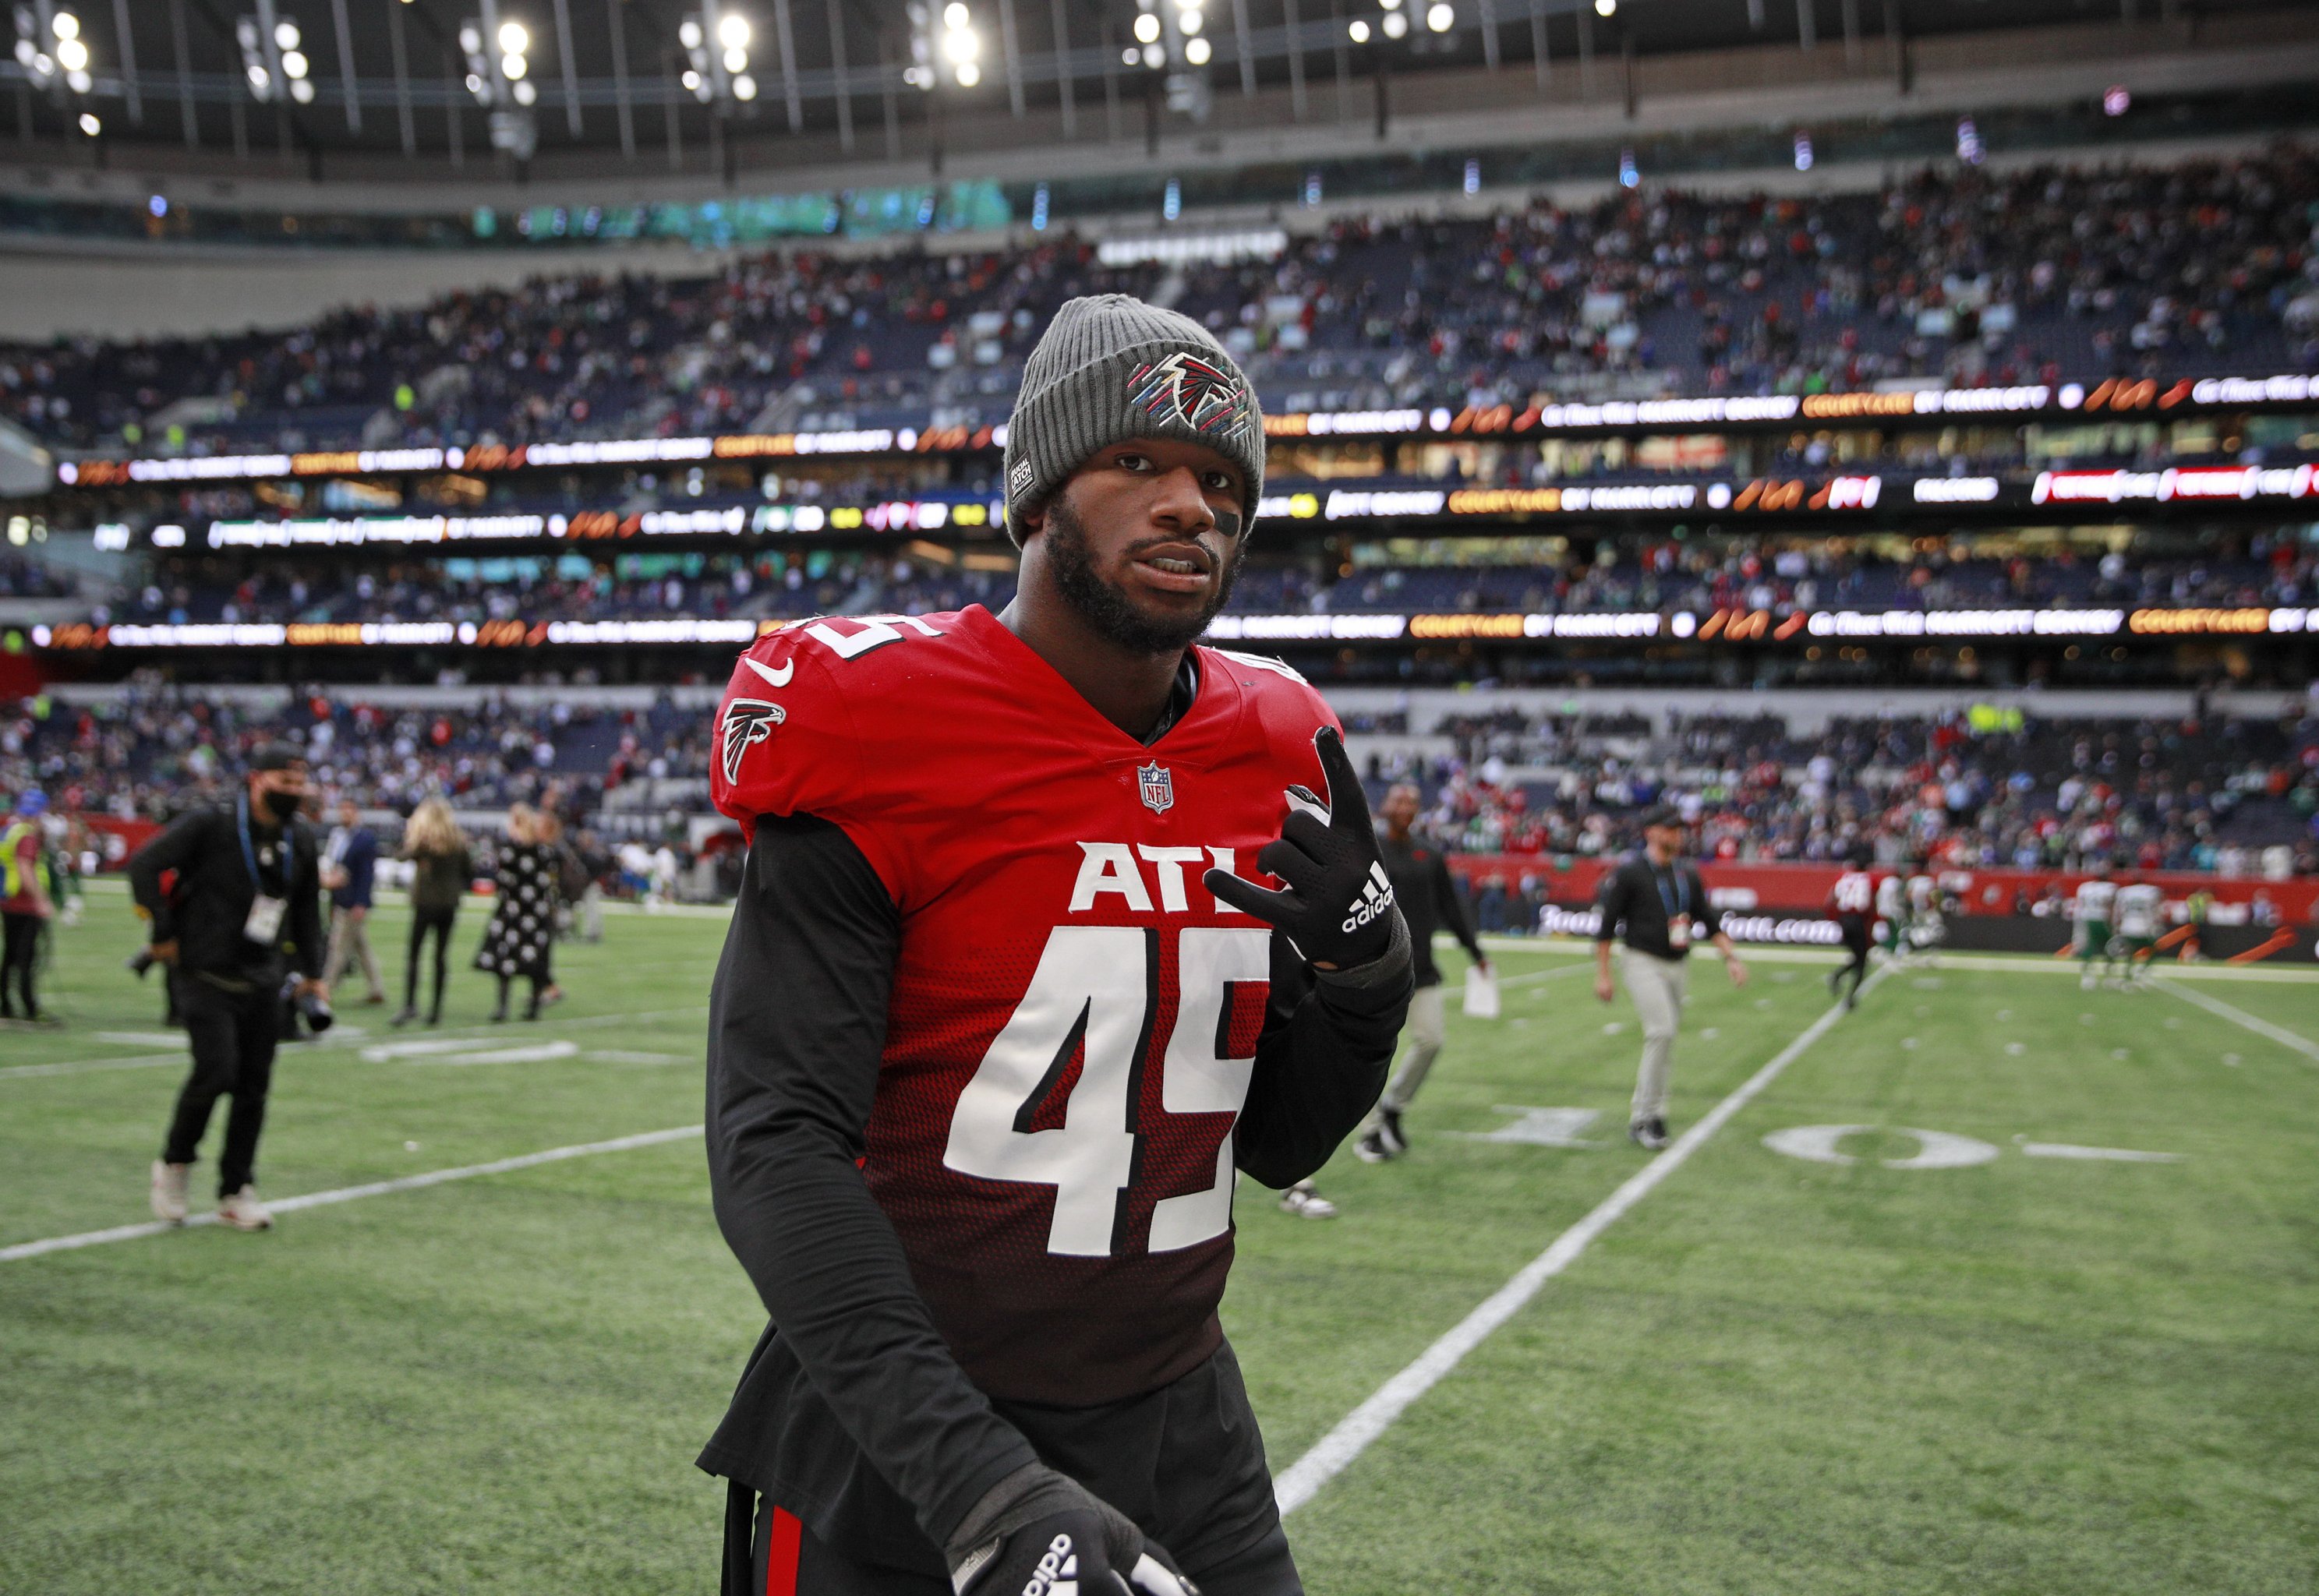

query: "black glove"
left=1204, top=726, right=1409, bottom=980
left=946, top=1464, right=1196, bottom=1596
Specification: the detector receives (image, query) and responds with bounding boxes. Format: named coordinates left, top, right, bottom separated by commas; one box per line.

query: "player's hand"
left=1593, top=972, right=1616, bottom=1004
left=1724, top=954, right=1748, bottom=987
left=150, top=939, right=179, bottom=966
left=1204, top=726, right=1403, bottom=974
left=946, top=1465, right=1195, bottom=1596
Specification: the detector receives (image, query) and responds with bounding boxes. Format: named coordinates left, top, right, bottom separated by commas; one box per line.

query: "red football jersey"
left=1829, top=870, right=1876, bottom=916
left=712, top=604, right=1339, bottom=1405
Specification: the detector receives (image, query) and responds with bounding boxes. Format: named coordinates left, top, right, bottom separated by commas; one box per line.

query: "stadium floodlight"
left=1381, top=9, right=1406, bottom=35
left=274, top=17, right=298, bottom=48
left=1426, top=2, right=1452, bottom=30
left=1347, top=17, right=1369, bottom=40
left=1794, top=130, right=1813, bottom=171
left=1140, top=41, right=1161, bottom=66
left=497, top=19, right=528, bottom=54
left=1133, top=12, right=1160, bottom=42
left=1593, top=0, right=1614, bottom=15
left=935, top=3, right=980, bottom=84
left=1178, top=7, right=1200, bottom=34
left=77, top=111, right=98, bottom=136
left=54, top=36, right=85, bottom=72
left=50, top=9, right=77, bottom=39
left=280, top=48, right=306, bottom=77
left=1183, top=34, right=1209, bottom=61
left=680, top=5, right=753, bottom=102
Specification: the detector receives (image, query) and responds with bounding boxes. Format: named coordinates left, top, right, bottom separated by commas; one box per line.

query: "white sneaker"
left=1278, top=1181, right=1338, bottom=1220
left=150, top=1160, right=189, bottom=1225
left=217, top=1185, right=274, bottom=1231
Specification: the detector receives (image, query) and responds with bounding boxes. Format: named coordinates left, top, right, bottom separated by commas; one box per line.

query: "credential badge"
left=1137, top=761, right=1175, bottom=816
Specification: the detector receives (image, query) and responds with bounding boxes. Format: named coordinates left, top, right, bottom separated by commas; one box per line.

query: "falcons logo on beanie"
left=719, top=699, right=787, bottom=786
left=1126, top=351, right=1255, bottom=440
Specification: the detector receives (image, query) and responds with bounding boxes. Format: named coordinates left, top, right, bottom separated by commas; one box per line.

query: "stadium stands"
left=9, top=147, right=2317, bottom=459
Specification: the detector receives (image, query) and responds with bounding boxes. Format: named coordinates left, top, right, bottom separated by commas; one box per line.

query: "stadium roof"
left=2, top=0, right=2307, bottom=187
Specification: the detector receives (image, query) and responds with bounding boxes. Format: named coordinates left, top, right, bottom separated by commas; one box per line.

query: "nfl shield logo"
left=1137, top=762, right=1175, bottom=815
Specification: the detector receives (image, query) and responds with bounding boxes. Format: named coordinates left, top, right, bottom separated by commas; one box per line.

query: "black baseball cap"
left=1637, top=803, right=1684, bottom=830
left=249, top=742, right=308, bottom=773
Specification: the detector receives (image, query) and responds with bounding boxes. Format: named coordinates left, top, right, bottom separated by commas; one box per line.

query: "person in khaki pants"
left=1593, top=805, right=1747, bottom=1149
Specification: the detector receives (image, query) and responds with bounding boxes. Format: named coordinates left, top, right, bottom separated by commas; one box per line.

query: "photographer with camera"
left=129, top=744, right=328, bottom=1233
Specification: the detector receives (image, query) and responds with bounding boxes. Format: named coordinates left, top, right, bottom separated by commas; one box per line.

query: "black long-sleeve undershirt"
left=701, top=812, right=1407, bottom=1554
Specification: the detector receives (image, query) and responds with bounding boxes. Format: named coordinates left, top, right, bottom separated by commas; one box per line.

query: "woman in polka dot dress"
left=472, top=803, right=564, bottom=1022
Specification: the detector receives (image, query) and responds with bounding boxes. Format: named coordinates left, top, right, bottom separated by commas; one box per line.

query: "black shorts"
left=730, top=1491, right=1303, bottom=1596
left=1836, top=913, right=1871, bottom=955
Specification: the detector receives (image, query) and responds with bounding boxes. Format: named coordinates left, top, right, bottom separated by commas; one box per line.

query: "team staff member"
left=702, top=295, right=1412, bottom=1596
left=1593, top=804, right=1747, bottom=1149
left=130, top=745, right=327, bottom=1232
left=1356, top=782, right=1491, bottom=1161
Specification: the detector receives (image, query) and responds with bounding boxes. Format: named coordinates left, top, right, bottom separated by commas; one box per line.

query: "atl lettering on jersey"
left=711, top=605, right=1340, bottom=1405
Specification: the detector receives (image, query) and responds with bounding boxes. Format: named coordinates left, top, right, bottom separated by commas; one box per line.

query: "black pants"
left=726, top=1488, right=1303, bottom=1596
left=405, top=904, right=458, bottom=1017
left=1832, top=914, right=1871, bottom=1001
left=1, top=909, right=41, bottom=1017
left=161, top=975, right=281, bottom=1198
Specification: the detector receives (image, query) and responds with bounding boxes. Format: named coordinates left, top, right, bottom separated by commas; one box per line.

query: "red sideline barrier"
left=77, top=814, right=163, bottom=870
left=1446, top=855, right=2319, bottom=927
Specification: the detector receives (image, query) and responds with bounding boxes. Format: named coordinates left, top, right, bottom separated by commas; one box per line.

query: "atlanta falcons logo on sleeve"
left=1126, top=351, right=1256, bottom=440
left=719, top=698, right=787, bottom=784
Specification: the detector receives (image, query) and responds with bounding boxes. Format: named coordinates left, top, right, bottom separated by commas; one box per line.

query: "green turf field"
left=4, top=886, right=2315, bottom=1594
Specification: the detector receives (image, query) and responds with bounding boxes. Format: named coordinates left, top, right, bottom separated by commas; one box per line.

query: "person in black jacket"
left=129, top=744, right=327, bottom=1232
left=1593, top=804, right=1747, bottom=1149
left=1355, top=782, right=1492, bottom=1162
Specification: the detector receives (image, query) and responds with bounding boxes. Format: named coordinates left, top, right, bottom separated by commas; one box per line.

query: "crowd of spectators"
left=0, top=680, right=704, bottom=824
left=1394, top=705, right=2319, bottom=877
left=13, top=681, right=2313, bottom=881
left=95, top=530, right=2318, bottom=630
left=5, top=147, right=2314, bottom=458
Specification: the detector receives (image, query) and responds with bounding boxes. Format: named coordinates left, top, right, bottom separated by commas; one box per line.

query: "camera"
left=281, top=974, right=335, bottom=1034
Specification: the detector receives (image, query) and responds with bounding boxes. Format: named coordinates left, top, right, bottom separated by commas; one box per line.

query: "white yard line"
left=1470, top=935, right=2319, bottom=983
left=0, top=1125, right=703, bottom=1263
left=2156, top=979, right=2319, bottom=1067
left=0, top=1052, right=186, bottom=1081
left=0, top=1005, right=712, bottom=1083
left=1274, top=966, right=1886, bottom=1517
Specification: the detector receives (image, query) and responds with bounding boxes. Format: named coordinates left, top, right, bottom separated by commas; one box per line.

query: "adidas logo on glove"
left=1340, top=861, right=1397, bottom=935
left=1022, top=1533, right=1078, bottom=1596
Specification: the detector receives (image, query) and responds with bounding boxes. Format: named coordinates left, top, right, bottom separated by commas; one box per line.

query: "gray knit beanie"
left=1002, top=293, right=1265, bottom=546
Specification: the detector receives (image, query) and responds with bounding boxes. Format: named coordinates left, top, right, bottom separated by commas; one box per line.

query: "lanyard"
left=1653, top=862, right=1688, bottom=919
left=237, top=795, right=281, bottom=890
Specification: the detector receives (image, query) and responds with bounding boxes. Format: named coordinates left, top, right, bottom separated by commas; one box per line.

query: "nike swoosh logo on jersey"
left=742, top=655, right=794, bottom=688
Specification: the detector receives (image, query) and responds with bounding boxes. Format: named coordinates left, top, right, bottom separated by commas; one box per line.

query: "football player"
left=700, top=296, right=1413, bottom=1596
left=1874, top=865, right=1911, bottom=966
left=1904, top=867, right=1943, bottom=965
left=2073, top=862, right=2119, bottom=990
left=2113, top=876, right=2164, bottom=987
left=1825, top=847, right=1876, bottom=1010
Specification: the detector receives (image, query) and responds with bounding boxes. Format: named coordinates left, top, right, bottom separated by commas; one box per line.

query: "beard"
left=1043, top=494, right=1245, bottom=656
